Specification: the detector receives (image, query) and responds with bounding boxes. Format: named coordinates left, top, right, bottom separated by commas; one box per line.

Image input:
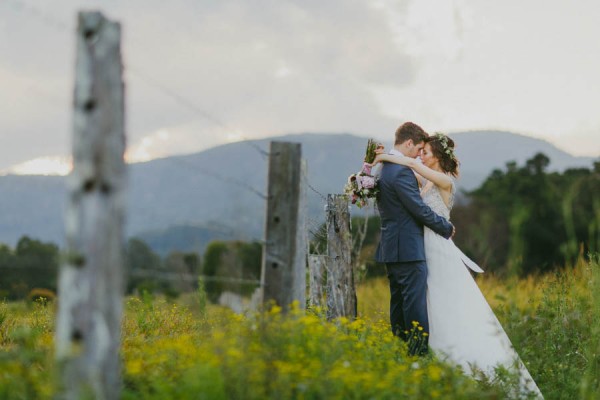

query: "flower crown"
left=432, top=132, right=456, bottom=161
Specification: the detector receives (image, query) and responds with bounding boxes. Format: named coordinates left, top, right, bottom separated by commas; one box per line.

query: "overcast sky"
left=1, top=0, right=599, bottom=174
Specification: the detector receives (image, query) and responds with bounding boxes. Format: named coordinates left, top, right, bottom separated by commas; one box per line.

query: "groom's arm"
left=393, top=168, right=454, bottom=239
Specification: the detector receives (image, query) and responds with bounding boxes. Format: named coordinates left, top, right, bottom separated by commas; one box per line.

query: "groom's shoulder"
left=383, top=162, right=411, bottom=176
left=380, top=163, right=411, bottom=185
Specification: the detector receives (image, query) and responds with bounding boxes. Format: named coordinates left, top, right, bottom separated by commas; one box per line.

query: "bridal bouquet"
left=344, top=139, right=381, bottom=208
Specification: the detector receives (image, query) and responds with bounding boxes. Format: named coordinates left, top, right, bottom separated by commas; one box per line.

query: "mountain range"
left=0, top=131, right=595, bottom=255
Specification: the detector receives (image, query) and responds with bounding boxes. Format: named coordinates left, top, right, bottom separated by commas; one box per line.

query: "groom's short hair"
left=395, top=122, right=428, bottom=145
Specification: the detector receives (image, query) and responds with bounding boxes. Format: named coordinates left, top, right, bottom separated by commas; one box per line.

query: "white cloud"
left=2, top=156, right=72, bottom=176
left=371, top=0, right=600, bottom=156
left=124, top=122, right=240, bottom=163
left=0, top=0, right=598, bottom=175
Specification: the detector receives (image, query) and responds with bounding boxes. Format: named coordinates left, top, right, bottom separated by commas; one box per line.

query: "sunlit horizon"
left=2, top=128, right=597, bottom=177
left=1, top=156, right=73, bottom=176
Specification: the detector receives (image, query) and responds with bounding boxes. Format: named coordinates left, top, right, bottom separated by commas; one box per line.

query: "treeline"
left=0, top=236, right=261, bottom=301
left=316, top=153, right=600, bottom=277
left=0, top=237, right=59, bottom=300
left=1, top=153, right=597, bottom=300
left=126, top=239, right=261, bottom=301
left=453, top=153, right=599, bottom=275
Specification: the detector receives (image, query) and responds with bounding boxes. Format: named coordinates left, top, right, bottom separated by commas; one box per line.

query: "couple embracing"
left=373, top=122, right=543, bottom=398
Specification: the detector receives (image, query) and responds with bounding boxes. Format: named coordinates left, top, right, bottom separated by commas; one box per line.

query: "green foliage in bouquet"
left=345, top=139, right=381, bottom=208
left=364, top=139, right=379, bottom=164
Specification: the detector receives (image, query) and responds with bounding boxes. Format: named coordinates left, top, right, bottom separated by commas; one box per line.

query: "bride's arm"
left=373, top=154, right=453, bottom=190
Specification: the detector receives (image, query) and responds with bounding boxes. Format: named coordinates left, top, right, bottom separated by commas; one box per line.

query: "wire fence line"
left=4, top=0, right=270, bottom=160
left=163, top=156, right=268, bottom=200
left=128, top=204, right=235, bottom=234
left=5, top=0, right=276, bottom=203
left=125, top=67, right=270, bottom=160
left=0, top=265, right=260, bottom=286
left=129, top=269, right=261, bottom=286
left=306, top=217, right=327, bottom=240
left=4, top=0, right=71, bottom=31
left=5, top=0, right=338, bottom=214
left=2, top=3, right=373, bottom=313
left=304, top=171, right=329, bottom=203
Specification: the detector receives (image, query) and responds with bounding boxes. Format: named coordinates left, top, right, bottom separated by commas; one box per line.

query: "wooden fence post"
left=326, top=194, right=357, bottom=320
left=55, top=11, right=126, bottom=400
left=261, top=142, right=305, bottom=311
left=295, top=159, right=308, bottom=306
left=308, top=254, right=327, bottom=308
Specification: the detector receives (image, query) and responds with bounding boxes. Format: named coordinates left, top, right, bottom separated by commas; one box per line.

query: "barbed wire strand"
left=164, top=156, right=268, bottom=200
left=2, top=0, right=373, bottom=288
left=0, top=264, right=261, bottom=287
left=302, top=170, right=329, bottom=202
left=129, top=269, right=261, bottom=285
left=4, top=0, right=270, bottom=160
left=4, top=0, right=270, bottom=200
left=125, top=67, right=270, bottom=159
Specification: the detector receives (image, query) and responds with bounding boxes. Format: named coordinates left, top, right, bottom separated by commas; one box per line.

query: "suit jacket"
left=375, top=162, right=453, bottom=263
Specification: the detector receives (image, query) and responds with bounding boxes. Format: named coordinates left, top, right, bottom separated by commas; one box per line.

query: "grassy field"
left=358, top=258, right=600, bottom=399
left=1, top=258, right=598, bottom=399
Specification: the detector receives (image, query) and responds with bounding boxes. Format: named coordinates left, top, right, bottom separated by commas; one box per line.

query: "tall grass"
left=358, top=256, right=600, bottom=400
left=581, top=255, right=600, bottom=399
left=0, top=257, right=598, bottom=399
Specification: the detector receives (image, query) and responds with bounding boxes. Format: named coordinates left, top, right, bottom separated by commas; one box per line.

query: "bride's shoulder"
left=447, top=175, right=457, bottom=191
left=432, top=173, right=455, bottom=191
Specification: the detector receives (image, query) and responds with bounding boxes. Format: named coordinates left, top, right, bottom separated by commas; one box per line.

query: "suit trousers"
left=386, top=261, right=429, bottom=353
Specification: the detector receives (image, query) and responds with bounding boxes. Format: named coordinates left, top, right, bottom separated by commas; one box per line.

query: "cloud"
left=1, top=156, right=71, bottom=176
left=4, top=0, right=596, bottom=171
left=123, top=0, right=417, bottom=139
left=0, top=0, right=419, bottom=169
left=369, top=0, right=600, bottom=156
left=125, top=123, right=233, bottom=163
left=0, top=64, right=70, bottom=166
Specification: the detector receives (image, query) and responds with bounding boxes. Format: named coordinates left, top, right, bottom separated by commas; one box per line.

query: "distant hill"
left=448, top=131, right=595, bottom=191
left=0, top=131, right=595, bottom=253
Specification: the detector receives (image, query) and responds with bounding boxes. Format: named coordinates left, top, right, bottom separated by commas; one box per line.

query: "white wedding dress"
left=422, top=179, right=543, bottom=398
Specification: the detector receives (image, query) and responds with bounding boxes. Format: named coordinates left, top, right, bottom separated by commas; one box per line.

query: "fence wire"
left=0, top=0, right=375, bottom=306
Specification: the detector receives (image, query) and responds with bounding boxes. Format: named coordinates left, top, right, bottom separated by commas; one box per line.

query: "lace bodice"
left=421, top=180, right=456, bottom=220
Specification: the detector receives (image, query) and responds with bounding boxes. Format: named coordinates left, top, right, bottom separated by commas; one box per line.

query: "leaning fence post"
left=308, top=254, right=327, bottom=308
left=55, top=11, right=126, bottom=400
left=326, top=194, right=357, bottom=320
left=294, top=159, right=308, bottom=307
left=261, top=141, right=305, bottom=311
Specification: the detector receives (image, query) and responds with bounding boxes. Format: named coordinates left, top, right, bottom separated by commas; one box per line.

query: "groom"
left=375, top=122, right=454, bottom=355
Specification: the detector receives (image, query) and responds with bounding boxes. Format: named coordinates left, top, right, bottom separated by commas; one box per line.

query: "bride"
left=373, top=133, right=543, bottom=398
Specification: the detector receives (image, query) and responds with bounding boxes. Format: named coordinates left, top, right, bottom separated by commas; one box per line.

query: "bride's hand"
left=374, top=153, right=412, bottom=167
left=372, top=154, right=386, bottom=165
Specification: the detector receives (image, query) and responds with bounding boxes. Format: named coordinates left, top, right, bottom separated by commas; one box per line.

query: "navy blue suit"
left=375, top=162, right=453, bottom=353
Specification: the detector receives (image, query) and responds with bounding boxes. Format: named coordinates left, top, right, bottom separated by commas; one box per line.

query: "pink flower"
left=361, top=162, right=372, bottom=175
left=358, top=175, right=375, bottom=189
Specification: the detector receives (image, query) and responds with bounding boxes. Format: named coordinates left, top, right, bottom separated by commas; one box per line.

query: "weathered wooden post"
left=308, top=254, right=327, bottom=308
left=261, top=142, right=306, bottom=311
left=325, top=194, right=357, bottom=320
left=295, top=160, right=308, bottom=306
left=55, top=11, right=126, bottom=400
